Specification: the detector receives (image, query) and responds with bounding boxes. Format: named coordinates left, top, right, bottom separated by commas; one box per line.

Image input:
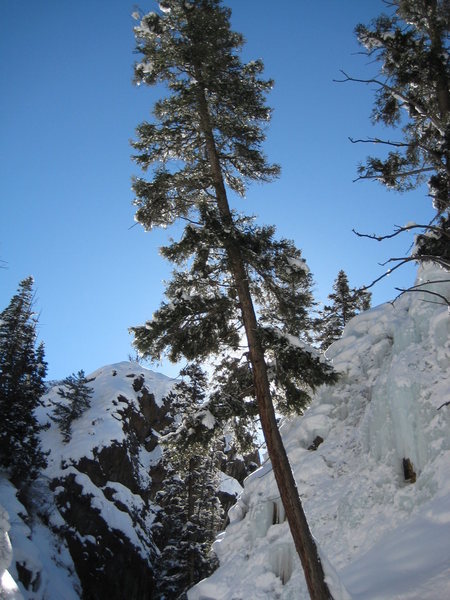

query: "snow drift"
left=189, top=265, right=450, bottom=599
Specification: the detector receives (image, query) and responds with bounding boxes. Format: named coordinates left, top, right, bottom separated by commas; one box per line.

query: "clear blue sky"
left=0, top=1, right=434, bottom=380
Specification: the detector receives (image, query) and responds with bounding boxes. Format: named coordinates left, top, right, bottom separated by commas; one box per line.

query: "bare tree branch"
left=335, top=70, right=445, bottom=135
left=349, top=136, right=411, bottom=148
left=360, top=259, right=411, bottom=290
left=393, top=285, right=450, bottom=307
left=352, top=224, right=450, bottom=242
left=353, top=166, right=435, bottom=183
left=379, top=255, right=450, bottom=270
left=348, top=137, right=444, bottom=164
left=360, top=256, right=450, bottom=291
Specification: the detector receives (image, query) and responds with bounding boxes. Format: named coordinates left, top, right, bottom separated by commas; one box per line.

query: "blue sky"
left=0, top=1, right=434, bottom=380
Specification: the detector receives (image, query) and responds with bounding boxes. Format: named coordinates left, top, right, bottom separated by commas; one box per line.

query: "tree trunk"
left=428, top=0, right=450, bottom=186
left=187, top=457, right=196, bottom=587
left=195, top=85, right=334, bottom=600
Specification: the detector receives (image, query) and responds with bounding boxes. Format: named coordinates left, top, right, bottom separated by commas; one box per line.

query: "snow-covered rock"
left=37, top=361, right=176, bottom=600
left=0, top=362, right=175, bottom=600
left=189, top=265, right=450, bottom=599
left=0, top=476, right=79, bottom=600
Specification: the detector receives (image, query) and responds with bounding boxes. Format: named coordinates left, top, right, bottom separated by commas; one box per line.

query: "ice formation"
left=189, top=264, right=450, bottom=599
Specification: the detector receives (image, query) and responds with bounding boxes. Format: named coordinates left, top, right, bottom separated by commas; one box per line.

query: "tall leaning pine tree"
left=130, top=2, right=336, bottom=597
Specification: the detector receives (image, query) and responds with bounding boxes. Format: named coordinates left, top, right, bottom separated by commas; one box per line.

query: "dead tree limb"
left=352, top=224, right=450, bottom=243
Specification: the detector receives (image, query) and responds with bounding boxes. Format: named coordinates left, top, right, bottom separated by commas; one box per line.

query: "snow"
left=0, top=477, right=80, bottom=600
left=199, top=409, right=216, bottom=430
left=37, top=361, right=175, bottom=474
left=58, top=468, right=155, bottom=562
left=217, top=472, right=243, bottom=498
left=0, top=486, right=22, bottom=600
left=189, top=264, right=450, bottom=599
left=286, top=256, right=310, bottom=274
left=2, top=267, right=449, bottom=599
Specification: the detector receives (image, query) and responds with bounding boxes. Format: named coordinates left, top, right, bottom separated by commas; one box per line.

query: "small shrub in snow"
left=52, top=371, right=93, bottom=443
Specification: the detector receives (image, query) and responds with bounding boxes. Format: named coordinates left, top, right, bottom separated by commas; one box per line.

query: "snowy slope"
left=189, top=265, right=450, bottom=600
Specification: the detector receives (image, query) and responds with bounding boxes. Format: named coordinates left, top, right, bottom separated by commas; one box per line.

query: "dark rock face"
left=51, top=474, right=154, bottom=600
left=221, top=447, right=260, bottom=486
left=16, top=561, right=41, bottom=593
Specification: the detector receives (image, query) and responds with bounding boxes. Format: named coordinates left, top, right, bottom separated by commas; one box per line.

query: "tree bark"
left=195, top=84, right=333, bottom=600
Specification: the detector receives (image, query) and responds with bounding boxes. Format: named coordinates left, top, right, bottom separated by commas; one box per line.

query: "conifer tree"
left=316, top=270, right=371, bottom=350
left=341, top=0, right=449, bottom=269
left=52, top=370, right=93, bottom=443
left=130, top=2, right=336, bottom=597
left=154, top=365, right=223, bottom=599
left=0, top=277, right=47, bottom=485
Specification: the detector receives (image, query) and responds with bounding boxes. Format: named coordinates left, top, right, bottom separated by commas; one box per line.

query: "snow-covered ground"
left=189, top=265, right=450, bottom=599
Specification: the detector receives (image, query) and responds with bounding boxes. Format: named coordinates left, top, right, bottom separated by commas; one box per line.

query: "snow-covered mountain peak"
left=87, top=361, right=177, bottom=408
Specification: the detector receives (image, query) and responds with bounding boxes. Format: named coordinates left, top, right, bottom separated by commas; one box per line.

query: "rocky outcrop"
left=218, top=446, right=260, bottom=517
left=51, top=473, right=154, bottom=600
left=38, top=362, right=176, bottom=600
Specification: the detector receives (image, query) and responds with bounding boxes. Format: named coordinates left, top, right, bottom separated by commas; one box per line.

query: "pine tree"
left=130, top=2, right=336, bottom=597
left=316, top=270, right=371, bottom=350
left=52, top=370, right=93, bottom=443
left=0, top=277, right=47, bottom=485
left=343, top=0, right=449, bottom=267
left=154, top=365, right=223, bottom=599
